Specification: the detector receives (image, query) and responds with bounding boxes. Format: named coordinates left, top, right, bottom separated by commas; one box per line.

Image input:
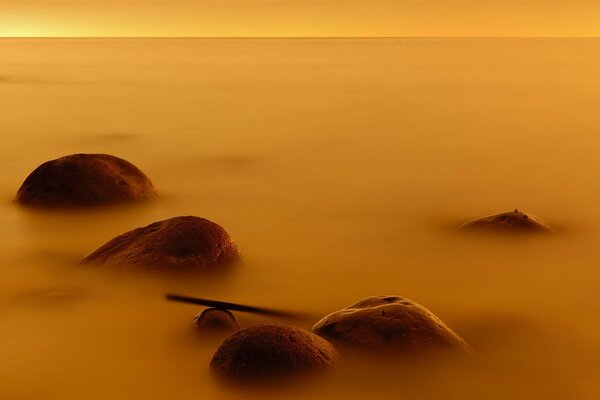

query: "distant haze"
left=2, top=0, right=600, bottom=37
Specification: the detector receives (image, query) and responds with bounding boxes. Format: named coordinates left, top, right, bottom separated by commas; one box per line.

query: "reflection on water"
left=1, top=38, right=600, bottom=399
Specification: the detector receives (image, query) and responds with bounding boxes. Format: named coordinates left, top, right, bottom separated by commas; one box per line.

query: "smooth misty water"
left=1, top=38, right=600, bottom=399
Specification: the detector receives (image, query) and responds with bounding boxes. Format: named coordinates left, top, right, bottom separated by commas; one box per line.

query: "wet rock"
left=312, top=295, right=472, bottom=354
left=80, top=216, right=240, bottom=272
left=458, top=209, right=555, bottom=234
left=16, top=153, right=157, bottom=207
left=210, top=324, right=340, bottom=382
left=194, top=308, right=240, bottom=333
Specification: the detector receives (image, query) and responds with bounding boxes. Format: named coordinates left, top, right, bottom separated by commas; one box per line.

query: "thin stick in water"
left=165, top=293, right=310, bottom=320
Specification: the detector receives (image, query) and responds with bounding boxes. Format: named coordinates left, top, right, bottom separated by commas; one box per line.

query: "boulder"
left=210, top=324, right=340, bottom=382
left=193, top=308, right=240, bottom=333
left=80, top=216, right=239, bottom=271
left=16, top=153, right=157, bottom=207
left=312, top=295, right=471, bottom=354
left=458, top=209, right=555, bottom=234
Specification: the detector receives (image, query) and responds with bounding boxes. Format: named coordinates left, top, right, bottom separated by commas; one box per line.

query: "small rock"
left=458, top=209, right=555, bottom=234
left=194, top=308, right=240, bottom=333
left=80, top=216, right=239, bottom=271
left=312, top=295, right=471, bottom=354
left=210, top=324, right=340, bottom=382
left=17, top=288, right=84, bottom=307
left=16, top=153, right=157, bottom=207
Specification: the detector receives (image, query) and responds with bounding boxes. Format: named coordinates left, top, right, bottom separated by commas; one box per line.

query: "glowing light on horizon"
left=1, top=1, right=600, bottom=37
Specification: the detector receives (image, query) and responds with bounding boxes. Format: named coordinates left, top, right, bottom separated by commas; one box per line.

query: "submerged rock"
left=210, top=324, right=340, bottom=382
left=18, top=288, right=85, bottom=307
left=81, top=216, right=240, bottom=271
left=194, top=308, right=240, bottom=333
left=458, top=209, right=555, bottom=234
left=312, top=295, right=471, bottom=354
left=16, top=153, right=157, bottom=207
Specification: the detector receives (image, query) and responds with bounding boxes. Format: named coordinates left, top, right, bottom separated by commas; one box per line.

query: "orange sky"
left=1, top=0, right=600, bottom=37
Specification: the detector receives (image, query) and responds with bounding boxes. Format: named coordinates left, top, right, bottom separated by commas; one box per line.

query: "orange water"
left=1, top=38, right=599, bottom=399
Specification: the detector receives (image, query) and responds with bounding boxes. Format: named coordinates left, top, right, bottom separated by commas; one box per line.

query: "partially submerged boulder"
left=194, top=308, right=240, bottom=334
left=81, top=216, right=240, bottom=272
left=210, top=324, right=340, bottom=382
left=16, top=153, right=157, bottom=207
left=312, top=296, right=471, bottom=354
left=458, top=209, right=555, bottom=234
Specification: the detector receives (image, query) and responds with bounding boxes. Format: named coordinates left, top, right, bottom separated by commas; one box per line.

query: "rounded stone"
left=193, top=308, right=240, bottom=333
left=458, top=209, right=555, bottom=234
left=312, top=295, right=472, bottom=354
left=80, top=216, right=240, bottom=271
left=16, top=153, right=157, bottom=207
left=210, top=324, right=340, bottom=382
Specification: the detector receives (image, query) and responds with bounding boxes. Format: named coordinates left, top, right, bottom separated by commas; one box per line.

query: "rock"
left=194, top=308, right=240, bottom=333
left=16, top=153, right=157, bottom=207
left=80, top=216, right=240, bottom=271
left=458, top=209, right=555, bottom=234
left=312, top=295, right=472, bottom=354
left=17, top=288, right=84, bottom=307
left=210, top=324, right=340, bottom=382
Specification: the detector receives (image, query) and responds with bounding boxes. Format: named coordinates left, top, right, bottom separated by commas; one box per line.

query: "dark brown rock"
left=458, top=209, right=555, bottom=234
left=312, top=296, right=472, bottom=354
left=193, top=308, right=240, bottom=333
left=16, top=153, right=157, bottom=207
left=210, top=324, right=340, bottom=382
left=80, top=216, right=240, bottom=272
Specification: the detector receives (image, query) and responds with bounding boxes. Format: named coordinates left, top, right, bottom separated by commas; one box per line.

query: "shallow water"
left=1, top=37, right=600, bottom=399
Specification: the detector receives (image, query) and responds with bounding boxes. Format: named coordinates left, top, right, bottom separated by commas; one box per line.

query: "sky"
left=1, top=0, right=600, bottom=37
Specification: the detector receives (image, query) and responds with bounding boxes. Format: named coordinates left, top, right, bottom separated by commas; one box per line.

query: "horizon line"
left=2, top=35, right=600, bottom=40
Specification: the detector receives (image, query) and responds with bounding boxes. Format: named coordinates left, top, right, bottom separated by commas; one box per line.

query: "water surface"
left=1, top=38, right=599, bottom=399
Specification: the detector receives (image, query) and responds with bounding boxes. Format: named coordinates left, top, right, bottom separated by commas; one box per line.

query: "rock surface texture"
left=458, top=209, right=555, bottom=234
left=16, top=153, right=157, bottom=207
left=81, top=216, right=240, bottom=271
left=312, top=295, right=472, bottom=354
left=194, top=308, right=240, bottom=333
left=210, top=324, right=340, bottom=382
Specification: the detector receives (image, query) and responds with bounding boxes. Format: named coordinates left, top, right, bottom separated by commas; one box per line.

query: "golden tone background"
left=1, top=0, right=600, bottom=37
left=2, top=1, right=600, bottom=400
left=2, top=36, right=600, bottom=400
